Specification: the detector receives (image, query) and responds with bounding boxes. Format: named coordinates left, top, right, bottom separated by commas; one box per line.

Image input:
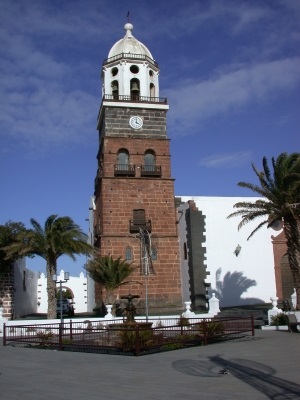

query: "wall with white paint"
left=179, top=196, right=277, bottom=305
left=14, top=259, right=38, bottom=318
left=37, top=270, right=88, bottom=314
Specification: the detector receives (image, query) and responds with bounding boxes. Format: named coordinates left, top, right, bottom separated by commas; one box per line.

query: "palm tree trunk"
left=46, top=263, right=57, bottom=319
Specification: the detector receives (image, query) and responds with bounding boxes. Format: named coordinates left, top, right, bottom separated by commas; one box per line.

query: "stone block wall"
left=94, top=104, right=183, bottom=314
left=103, top=108, right=167, bottom=139
left=94, top=234, right=182, bottom=314
left=0, top=270, right=14, bottom=319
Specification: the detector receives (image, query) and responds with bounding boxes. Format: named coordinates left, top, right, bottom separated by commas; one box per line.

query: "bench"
left=287, top=314, right=300, bottom=333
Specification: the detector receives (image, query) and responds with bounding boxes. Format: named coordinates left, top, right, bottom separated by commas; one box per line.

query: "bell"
left=111, top=83, right=118, bottom=92
left=131, top=82, right=139, bottom=92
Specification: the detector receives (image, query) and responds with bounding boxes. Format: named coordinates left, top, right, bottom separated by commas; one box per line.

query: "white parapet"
left=208, top=294, right=220, bottom=316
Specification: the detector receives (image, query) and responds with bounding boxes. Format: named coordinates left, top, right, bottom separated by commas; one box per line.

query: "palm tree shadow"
left=209, top=268, right=264, bottom=307
left=172, top=356, right=300, bottom=399
left=210, top=355, right=300, bottom=399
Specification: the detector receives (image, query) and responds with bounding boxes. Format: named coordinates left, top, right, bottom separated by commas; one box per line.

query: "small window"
left=130, top=209, right=151, bottom=233
left=149, top=70, right=154, bottom=78
left=117, top=149, right=129, bottom=165
left=125, top=247, right=132, bottom=261
left=115, top=149, right=135, bottom=176
left=144, top=150, right=155, bottom=166
left=111, top=67, right=118, bottom=77
left=183, top=243, right=187, bottom=260
left=133, top=209, right=145, bottom=223
left=23, top=270, right=26, bottom=291
left=130, top=65, right=139, bottom=74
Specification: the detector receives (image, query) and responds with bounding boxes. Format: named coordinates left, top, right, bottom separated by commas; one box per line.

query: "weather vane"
left=127, top=11, right=130, bottom=22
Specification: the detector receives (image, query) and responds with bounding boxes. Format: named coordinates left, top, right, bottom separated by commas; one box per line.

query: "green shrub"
left=62, top=338, right=74, bottom=345
left=36, top=330, right=54, bottom=346
left=175, top=333, right=199, bottom=341
left=161, top=343, right=184, bottom=350
left=117, top=323, right=154, bottom=350
left=177, top=316, right=190, bottom=327
left=270, top=313, right=289, bottom=326
left=196, top=321, right=225, bottom=337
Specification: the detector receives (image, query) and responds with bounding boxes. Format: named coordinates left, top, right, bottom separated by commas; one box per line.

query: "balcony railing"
left=129, top=220, right=152, bottom=233
left=103, top=94, right=167, bottom=104
left=140, top=165, right=162, bottom=177
left=103, top=53, right=158, bottom=68
left=114, top=164, right=136, bottom=177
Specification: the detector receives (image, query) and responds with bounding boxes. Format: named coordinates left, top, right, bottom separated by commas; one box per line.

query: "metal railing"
left=140, top=165, right=162, bottom=177
left=129, top=219, right=152, bottom=233
left=103, top=94, right=167, bottom=104
left=3, top=315, right=254, bottom=356
left=103, top=53, right=158, bottom=68
left=114, top=164, right=136, bottom=176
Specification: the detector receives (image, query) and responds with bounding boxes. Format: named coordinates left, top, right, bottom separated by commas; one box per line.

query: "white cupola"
left=102, top=23, right=160, bottom=100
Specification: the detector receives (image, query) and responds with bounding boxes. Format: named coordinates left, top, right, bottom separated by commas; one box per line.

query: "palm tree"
left=227, top=152, right=300, bottom=309
left=85, top=255, right=136, bottom=305
left=3, top=215, right=93, bottom=318
left=0, top=221, right=26, bottom=275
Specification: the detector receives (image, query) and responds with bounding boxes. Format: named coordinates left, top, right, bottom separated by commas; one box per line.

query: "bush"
left=117, top=323, right=154, bottom=351
left=36, top=330, right=54, bottom=347
left=270, top=313, right=289, bottom=326
left=196, top=321, right=225, bottom=337
left=177, top=316, right=190, bottom=327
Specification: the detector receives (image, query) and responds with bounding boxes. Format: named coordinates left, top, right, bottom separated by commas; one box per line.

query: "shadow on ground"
left=173, top=355, right=300, bottom=399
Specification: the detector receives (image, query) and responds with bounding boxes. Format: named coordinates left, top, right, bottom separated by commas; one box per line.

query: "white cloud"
left=198, top=151, right=252, bottom=168
left=0, top=4, right=102, bottom=153
left=149, top=1, right=272, bottom=39
left=166, top=57, right=300, bottom=135
left=1, top=0, right=299, bottom=154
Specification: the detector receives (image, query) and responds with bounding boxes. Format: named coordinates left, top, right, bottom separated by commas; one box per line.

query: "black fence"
left=3, top=315, right=254, bottom=356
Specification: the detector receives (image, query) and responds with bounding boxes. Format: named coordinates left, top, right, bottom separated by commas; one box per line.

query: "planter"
left=105, top=304, right=113, bottom=319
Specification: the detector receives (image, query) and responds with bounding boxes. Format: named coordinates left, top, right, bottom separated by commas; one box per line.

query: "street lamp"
left=52, top=272, right=70, bottom=324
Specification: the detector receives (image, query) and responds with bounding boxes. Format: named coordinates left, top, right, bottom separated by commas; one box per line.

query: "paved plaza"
left=0, top=329, right=300, bottom=399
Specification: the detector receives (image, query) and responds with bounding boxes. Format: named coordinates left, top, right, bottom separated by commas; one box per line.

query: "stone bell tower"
left=93, top=22, right=182, bottom=314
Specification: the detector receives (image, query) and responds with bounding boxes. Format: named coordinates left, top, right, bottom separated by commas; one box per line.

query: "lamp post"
left=52, top=272, right=70, bottom=324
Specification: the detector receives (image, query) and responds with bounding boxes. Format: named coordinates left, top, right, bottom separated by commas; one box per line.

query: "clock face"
left=129, top=116, right=143, bottom=129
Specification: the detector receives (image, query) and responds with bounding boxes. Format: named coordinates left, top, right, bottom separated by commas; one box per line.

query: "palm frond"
left=85, top=255, right=136, bottom=294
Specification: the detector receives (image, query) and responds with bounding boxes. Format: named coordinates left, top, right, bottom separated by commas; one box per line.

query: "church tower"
left=93, top=23, right=182, bottom=314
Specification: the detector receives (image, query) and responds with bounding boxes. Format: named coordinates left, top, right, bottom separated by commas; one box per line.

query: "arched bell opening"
left=150, top=83, right=155, bottom=98
left=111, top=80, right=119, bottom=99
left=130, top=78, right=140, bottom=101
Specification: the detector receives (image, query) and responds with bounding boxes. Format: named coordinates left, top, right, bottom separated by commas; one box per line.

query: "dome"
left=108, top=23, right=154, bottom=60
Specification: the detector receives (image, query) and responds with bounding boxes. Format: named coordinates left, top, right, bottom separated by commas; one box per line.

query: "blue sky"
left=1, top=0, right=299, bottom=275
